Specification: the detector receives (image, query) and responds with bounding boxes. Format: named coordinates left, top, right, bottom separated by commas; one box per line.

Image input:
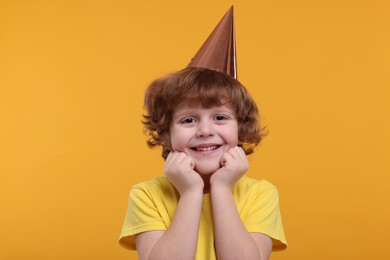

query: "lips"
left=191, top=145, right=221, bottom=152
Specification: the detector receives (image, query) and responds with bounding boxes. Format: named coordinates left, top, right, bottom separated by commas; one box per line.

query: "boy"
left=119, top=7, right=287, bottom=260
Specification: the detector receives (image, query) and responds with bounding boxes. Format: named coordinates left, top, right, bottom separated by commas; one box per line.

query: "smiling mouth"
left=191, top=145, right=221, bottom=151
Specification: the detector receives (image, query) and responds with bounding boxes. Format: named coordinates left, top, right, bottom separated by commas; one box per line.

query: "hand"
left=164, top=151, right=204, bottom=195
left=210, top=146, right=248, bottom=191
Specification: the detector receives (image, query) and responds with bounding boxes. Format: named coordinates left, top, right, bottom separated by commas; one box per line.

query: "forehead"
left=172, top=103, right=236, bottom=117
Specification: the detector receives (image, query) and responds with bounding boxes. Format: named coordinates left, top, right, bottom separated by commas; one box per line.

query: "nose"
left=196, top=120, right=214, bottom=137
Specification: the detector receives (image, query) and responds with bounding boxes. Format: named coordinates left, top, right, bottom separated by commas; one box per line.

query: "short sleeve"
left=119, top=186, right=167, bottom=250
left=242, top=184, right=287, bottom=251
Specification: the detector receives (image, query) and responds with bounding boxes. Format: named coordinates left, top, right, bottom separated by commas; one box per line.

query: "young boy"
left=119, top=7, right=287, bottom=260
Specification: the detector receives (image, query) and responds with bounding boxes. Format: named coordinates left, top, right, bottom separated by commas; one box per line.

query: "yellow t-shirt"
left=119, top=176, right=287, bottom=259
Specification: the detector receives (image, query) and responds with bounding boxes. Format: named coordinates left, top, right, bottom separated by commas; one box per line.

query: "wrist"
left=180, top=188, right=204, bottom=201
left=210, top=181, right=232, bottom=194
left=180, top=184, right=204, bottom=197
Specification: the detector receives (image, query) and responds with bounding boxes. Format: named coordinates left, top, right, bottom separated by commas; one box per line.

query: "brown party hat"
left=187, top=6, right=237, bottom=79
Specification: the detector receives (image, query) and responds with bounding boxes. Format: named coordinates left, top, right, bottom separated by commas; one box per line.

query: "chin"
left=195, top=164, right=221, bottom=175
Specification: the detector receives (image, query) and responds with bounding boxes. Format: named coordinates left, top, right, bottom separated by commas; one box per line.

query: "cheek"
left=220, top=129, right=239, bottom=148
left=227, top=125, right=239, bottom=144
left=170, top=132, right=189, bottom=151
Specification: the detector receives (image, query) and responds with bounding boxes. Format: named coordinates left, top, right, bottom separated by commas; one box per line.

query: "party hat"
left=187, top=6, right=237, bottom=79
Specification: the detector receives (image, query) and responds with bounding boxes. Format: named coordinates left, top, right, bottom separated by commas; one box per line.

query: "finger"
left=175, top=152, right=189, bottom=165
left=165, top=151, right=181, bottom=171
left=220, top=151, right=234, bottom=167
left=164, top=151, right=175, bottom=169
left=234, top=146, right=247, bottom=160
left=226, top=147, right=240, bottom=160
left=232, top=146, right=248, bottom=168
left=170, top=152, right=195, bottom=173
left=182, top=155, right=195, bottom=170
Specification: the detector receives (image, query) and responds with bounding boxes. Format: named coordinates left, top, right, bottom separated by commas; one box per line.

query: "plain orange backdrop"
left=1, top=0, right=389, bottom=259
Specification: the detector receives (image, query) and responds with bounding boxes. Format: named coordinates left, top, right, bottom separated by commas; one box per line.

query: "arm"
left=210, top=147, right=272, bottom=260
left=135, top=152, right=204, bottom=260
left=211, top=185, right=272, bottom=260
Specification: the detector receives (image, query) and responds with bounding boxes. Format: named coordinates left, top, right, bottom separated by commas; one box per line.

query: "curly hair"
left=142, top=67, right=267, bottom=159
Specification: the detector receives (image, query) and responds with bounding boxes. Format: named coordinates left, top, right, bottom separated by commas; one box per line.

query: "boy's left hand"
left=210, top=146, right=248, bottom=190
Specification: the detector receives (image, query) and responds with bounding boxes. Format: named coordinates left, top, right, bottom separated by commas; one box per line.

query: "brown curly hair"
left=142, top=67, right=267, bottom=159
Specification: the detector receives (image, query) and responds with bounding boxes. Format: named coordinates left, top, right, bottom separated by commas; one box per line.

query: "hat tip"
left=187, top=7, right=237, bottom=79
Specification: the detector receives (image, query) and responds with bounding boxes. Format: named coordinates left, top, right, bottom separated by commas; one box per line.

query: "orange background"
left=1, top=0, right=389, bottom=259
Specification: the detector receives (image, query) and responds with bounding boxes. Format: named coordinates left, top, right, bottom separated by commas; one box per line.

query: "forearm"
left=211, top=185, right=261, bottom=260
left=149, top=190, right=203, bottom=260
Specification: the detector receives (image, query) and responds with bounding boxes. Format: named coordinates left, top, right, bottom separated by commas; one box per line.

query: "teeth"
left=195, top=146, right=218, bottom=151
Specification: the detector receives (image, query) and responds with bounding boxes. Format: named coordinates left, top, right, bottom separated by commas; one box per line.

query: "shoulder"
left=132, top=176, right=173, bottom=192
left=235, top=176, right=278, bottom=194
left=233, top=176, right=280, bottom=204
left=129, top=176, right=178, bottom=203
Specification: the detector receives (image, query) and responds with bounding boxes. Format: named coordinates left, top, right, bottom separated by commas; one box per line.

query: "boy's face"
left=170, top=103, right=239, bottom=175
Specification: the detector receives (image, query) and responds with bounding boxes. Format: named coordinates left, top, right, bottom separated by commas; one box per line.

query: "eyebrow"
left=172, top=109, right=194, bottom=119
left=173, top=106, right=236, bottom=119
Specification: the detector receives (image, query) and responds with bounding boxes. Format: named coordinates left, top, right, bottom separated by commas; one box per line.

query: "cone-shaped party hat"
left=187, top=6, right=237, bottom=79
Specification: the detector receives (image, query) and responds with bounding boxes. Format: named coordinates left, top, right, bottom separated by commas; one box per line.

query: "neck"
left=200, top=174, right=211, bottom=194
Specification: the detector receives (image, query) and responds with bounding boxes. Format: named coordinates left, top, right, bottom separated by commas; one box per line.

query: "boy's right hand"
left=164, top=151, right=204, bottom=195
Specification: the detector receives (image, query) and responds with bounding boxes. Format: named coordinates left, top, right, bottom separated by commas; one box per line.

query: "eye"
left=180, top=117, right=196, bottom=124
left=214, top=114, right=229, bottom=121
